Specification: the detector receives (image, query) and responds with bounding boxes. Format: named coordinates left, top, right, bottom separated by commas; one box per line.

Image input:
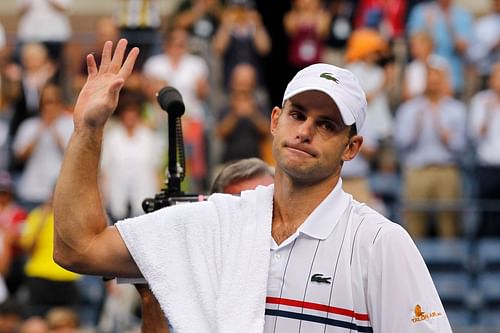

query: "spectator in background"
left=100, top=90, right=163, bottom=222
left=46, top=307, right=79, bottom=333
left=322, top=0, right=355, bottom=67
left=469, top=61, right=500, bottom=237
left=467, top=0, right=500, bottom=91
left=211, top=157, right=274, bottom=194
left=353, top=0, right=407, bottom=41
left=143, top=28, right=209, bottom=124
left=143, top=27, right=210, bottom=192
left=1, top=61, right=23, bottom=172
left=0, top=298, right=23, bottom=333
left=73, top=16, right=119, bottom=96
left=173, top=0, right=222, bottom=114
left=394, top=55, right=467, bottom=238
left=0, top=171, right=28, bottom=296
left=113, top=0, right=162, bottom=70
left=12, top=83, right=73, bottom=211
left=19, top=316, right=49, bottom=333
left=407, top=0, right=473, bottom=97
left=15, top=0, right=72, bottom=67
left=402, top=30, right=435, bottom=100
left=215, top=63, right=270, bottom=165
left=345, top=28, right=393, bottom=141
left=283, top=0, right=331, bottom=74
left=173, top=0, right=222, bottom=61
left=213, top=0, right=271, bottom=89
left=9, top=43, right=56, bottom=144
left=20, top=193, right=80, bottom=318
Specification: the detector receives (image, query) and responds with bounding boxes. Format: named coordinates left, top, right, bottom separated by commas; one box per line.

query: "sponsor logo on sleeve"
left=411, top=304, right=443, bottom=323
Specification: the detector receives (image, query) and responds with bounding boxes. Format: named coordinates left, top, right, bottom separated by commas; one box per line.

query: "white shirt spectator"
left=16, top=0, right=72, bottom=43
left=467, top=11, right=500, bottom=77
left=143, top=53, right=209, bottom=121
left=13, top=114, right=73, bottom=203
left=394, top=96, right=467, bottom=168
left=469, top=89, right=500, bottom=166
left=101, top=124, right=163, bottom=219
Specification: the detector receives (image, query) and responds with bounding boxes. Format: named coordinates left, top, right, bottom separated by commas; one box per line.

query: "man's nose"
left=296, top=119, right=315, bottom=141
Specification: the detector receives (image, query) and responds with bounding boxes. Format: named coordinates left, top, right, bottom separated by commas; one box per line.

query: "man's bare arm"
left=53, top=39, right=141, bottom=278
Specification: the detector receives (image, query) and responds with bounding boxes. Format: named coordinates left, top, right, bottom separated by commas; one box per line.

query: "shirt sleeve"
left=366, top=226, right=453, bottom=333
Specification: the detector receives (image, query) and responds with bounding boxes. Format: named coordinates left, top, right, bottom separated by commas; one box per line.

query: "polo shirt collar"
left=296, top=178, right=351, bottom=240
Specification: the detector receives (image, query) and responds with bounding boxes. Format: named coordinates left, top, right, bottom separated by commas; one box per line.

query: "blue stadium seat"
left=415, top=238, right=470, bottom=271
left=477, top=309, right=500, bottom=327
left=477, top=239, right=500, bottom=271
left=431, top=271, right=472, bottom=306
left=478, top=273, right=500, bottom=306
left=445, top=308, right=474, bottom=328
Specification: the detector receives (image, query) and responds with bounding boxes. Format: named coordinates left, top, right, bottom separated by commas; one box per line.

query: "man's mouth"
left=285, top=144, right=316, bottom=157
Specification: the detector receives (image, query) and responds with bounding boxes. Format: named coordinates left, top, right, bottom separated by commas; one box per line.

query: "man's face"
left=425, top=67, right=449, bottom=95
left=271, top=90, right=360, bottom=186
left=40, top=86, right=62, bottom=123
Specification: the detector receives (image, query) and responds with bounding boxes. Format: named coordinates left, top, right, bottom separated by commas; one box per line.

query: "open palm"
left=73, top=39, right=139, bottom=129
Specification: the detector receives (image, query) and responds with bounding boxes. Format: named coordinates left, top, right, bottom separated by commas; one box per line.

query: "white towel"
left=116, top=184, right=274, bottom=333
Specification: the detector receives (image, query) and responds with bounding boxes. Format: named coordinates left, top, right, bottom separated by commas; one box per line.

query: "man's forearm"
left=53, top=127, right=108, bottom=270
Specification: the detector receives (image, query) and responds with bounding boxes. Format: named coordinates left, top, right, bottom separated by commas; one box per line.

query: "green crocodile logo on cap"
left=320, top=72, right=339, bottom=83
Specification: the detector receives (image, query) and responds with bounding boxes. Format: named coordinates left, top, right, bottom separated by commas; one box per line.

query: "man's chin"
left=282, top=164, right=321, bottom=184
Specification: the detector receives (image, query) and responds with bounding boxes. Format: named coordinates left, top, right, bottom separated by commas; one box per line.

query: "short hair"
left=349, top=124, right=357, bottom=138
left=116, top=89, right=145, bottom=115
left=46, top=307, right=79, bottom=329
left=210, top=158, right=274, bottom=194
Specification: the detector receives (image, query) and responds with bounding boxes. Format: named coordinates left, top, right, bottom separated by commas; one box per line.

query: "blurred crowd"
left=0, top=0, right=499, bottom=331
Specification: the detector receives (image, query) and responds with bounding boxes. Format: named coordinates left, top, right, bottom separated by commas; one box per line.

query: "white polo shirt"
left=265, top=180, right=452, bottom=333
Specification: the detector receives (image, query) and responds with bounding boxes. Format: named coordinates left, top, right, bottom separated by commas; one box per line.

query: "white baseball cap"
left=282, top=63, right=367, bottom=130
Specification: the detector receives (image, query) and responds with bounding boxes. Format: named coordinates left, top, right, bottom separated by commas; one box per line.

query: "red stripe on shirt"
left=266, top=296, right=370, bottom=321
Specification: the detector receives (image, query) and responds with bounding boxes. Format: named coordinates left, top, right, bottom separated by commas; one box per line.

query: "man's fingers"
left=118, top=47, right=139, bottom=79
left=110, top=39, right=128, bottom=73
left=86, top=54, right=98, bottom=76
left=99, top=41, right=113, bottom=73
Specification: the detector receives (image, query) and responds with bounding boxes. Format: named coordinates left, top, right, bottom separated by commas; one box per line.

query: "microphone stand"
left=142, top=87, right=201, bottom=213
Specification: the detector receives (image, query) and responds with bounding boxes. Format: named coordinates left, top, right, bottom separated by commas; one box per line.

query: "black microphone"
left=156, top=86, right=185, bottom=117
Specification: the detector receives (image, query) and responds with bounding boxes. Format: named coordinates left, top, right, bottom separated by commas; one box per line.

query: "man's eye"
left=290, top=111, right=305, bottom=120
left=319, top=121, right=338, bottom=132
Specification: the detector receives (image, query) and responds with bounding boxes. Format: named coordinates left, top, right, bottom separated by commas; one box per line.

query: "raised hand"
left=73, top=39, right=139, bottom=130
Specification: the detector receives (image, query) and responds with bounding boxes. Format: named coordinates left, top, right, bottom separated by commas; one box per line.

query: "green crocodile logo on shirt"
left=311, top=273, right=332, bottom=284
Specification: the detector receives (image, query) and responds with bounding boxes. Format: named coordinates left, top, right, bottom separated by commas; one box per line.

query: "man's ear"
left=342, top=135, right=363, bottom=162
left=270, top=106, right=282, bottom=136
